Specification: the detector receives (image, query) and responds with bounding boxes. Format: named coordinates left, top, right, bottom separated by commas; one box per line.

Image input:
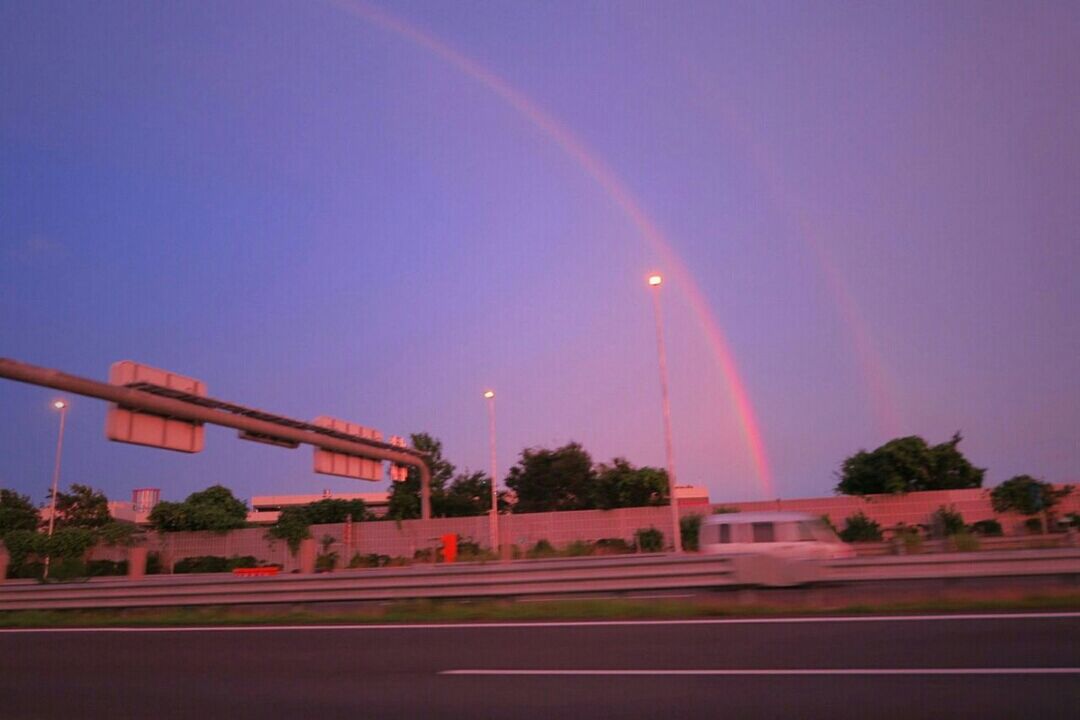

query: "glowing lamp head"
left=647, top=274, right=663, bottom=287
left=483, top=390, right=495, bottom=399
left=53, top=400, right=67, bottom=410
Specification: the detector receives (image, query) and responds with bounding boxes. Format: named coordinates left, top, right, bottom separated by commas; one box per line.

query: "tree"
left=387, top=433, right=454, bottom=520
left=836, top=433, right=984, bottom=495
left=0, top=489, right=39, bottom=534
left=440, top=471, right=510, bottom=517
left=990, top=475, right=1071, bottom=516
left=506, top=442, right=596, bottom=513
left=51, top=484, right=112, bottom=529
left=148, top=485, right=247, bottom=532
left=591, top=458, right=668, bottom=509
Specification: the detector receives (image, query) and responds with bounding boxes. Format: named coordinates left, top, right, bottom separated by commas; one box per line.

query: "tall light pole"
left=647, top=274, right=683, bottom=553
left=483, top=390, right=499, bottom=553
left=44, top=399, right=69, bottom=579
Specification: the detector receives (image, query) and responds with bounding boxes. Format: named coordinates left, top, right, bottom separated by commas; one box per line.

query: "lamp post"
left=44, top=399, right=69, bottom=579
left=647, top=274, right=683, bottom=553
left=483, top=390, right=500, bottom=553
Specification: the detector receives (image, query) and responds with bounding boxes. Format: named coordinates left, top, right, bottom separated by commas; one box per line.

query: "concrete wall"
left=86, top=505, right=685, bottom=569
left=722, top=486, right=1080, bottom=536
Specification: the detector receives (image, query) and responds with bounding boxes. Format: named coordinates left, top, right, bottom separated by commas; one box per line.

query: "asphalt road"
left=1, top=612, right=1078, bottom=719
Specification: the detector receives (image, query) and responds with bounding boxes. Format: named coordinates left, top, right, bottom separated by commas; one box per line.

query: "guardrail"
left=1, top=549, right=1078, bottom=611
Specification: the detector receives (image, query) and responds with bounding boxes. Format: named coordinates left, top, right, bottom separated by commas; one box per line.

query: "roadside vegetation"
left=3, top=592, right=1079, bottom=629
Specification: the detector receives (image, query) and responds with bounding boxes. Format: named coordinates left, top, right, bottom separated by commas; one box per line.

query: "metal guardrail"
left=1, top=549, right=1078, bottom=611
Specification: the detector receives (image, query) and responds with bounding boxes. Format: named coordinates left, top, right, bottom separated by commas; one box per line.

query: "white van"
left=699, top=511, right=855, bottom=560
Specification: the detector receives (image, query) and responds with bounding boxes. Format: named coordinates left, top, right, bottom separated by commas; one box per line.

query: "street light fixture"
left=646, top=273, right=683, bottom=553
left=44, top=399, right=69, bottom=579
left=483, top=390, right=499, bottom=554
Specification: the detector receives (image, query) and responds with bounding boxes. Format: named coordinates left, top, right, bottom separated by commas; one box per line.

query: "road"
left=1, top=612, right=1078, bottom=719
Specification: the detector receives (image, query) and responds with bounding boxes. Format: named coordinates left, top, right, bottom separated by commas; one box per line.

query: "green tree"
left=591, top=458, right=668, bottom=509
left=0, top=489, right=39, bottom=534
left=387, top=433, right=454, bottom=520
left=506, top=442, right=596, bottom=513
left=51, top=483, right=111, bottom=529
left=990, top=475, right=1071, bottom=516
left=442, top=471, right=509, bottom=517
left=148, top=485, right=247, bottom=532
left=836, top=433, right=984, bottom=495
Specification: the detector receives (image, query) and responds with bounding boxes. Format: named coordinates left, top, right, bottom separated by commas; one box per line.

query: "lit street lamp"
left=646, top=274, right=683, bottom=553
left=44, top=399, right=69, bottom=579
left=483, top=390, right=500, bottom=554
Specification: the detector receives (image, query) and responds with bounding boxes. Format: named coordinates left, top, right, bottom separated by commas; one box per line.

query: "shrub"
left=565, top=540, right=594, bottom=557
left=680, top=514, right=703, bottom=552
left=85, top=559, right=128, bottom=577
left=635, top=527, right=664, bottom=553
left=315, top=551, right=338, bottom=572
left=840, top=511, right=883, bottom=543
left=526, top=539, right=557, bottom=559
left=350, top=553, right=393, bottom=569
left=949, top=529, right=980, bottom=552
left=892, top=524, right=923, bottom=554
left=931, top=506, right=966, bottom=537
left=970, top=519, right=1003, bottom=536
left=173, top=555, right=258, bottom=574
left=1024, top=517, right=1044, bottom=534
left=594, top=538, right=632, bottom=555
left=413, top=548, right=436, bottom=562
left=146, top=552, right=163, bottom=575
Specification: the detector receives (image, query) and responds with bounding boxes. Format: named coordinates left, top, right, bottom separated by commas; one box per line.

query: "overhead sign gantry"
left=0, top=357, right=434, bottom=519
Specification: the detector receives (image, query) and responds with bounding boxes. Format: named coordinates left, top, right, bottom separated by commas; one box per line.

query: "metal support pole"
left=485, top=391, right=499, bottom=552
left=43, top=401, right=68, bottom=579
left=648, top=278, right=683, bottom=553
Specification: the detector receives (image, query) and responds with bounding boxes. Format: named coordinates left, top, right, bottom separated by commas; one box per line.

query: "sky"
left=1, top=0, right=1078, bottom=508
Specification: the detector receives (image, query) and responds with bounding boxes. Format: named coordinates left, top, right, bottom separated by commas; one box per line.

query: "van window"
left=751, top=522, right=775, bottom=543
left=797, top=521, right=817, bottom=541
left=718, top=524, right=731, bottom=544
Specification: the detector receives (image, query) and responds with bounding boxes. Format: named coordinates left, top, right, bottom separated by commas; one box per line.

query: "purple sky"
left=2, top=1, right=1077, bottom=508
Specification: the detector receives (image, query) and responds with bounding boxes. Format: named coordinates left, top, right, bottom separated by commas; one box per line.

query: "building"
left=247, top=490, right=391, bottom=524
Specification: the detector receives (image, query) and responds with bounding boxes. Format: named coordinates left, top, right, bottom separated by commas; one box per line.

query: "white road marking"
left=440, top=668, right=1080, bottom=676
left=0, top=611, right=1077, bottom=634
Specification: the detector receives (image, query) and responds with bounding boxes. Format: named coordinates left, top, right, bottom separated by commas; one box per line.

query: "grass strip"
left=2, top=592, right=1079, bottom=628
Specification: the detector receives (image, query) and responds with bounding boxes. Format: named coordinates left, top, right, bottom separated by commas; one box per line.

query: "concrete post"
left=298, top=538, right=317, bottom=574
left=0, top=543, right=9, bottom=584
left=127, top=546, right=148, bottom=581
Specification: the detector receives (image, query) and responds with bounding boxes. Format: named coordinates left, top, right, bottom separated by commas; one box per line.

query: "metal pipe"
left=0, top=358, right=434, bottom=519
left=43, top=401, right=68, bottom=579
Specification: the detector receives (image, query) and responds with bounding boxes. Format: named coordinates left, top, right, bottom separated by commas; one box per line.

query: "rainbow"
left=327, top=0, right=776, bottom=498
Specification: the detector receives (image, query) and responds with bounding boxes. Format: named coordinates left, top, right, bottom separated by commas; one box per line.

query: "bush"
left=565, top=540, right=594, bottom=557
left=526, top=539, right=557, bottom=559
left=315, top=551, right=338, bottom=572
left=173, top=555, right=258, bottom=574
left=891, top=524, right=923, bottom=554
left=970, top=519, right=1003, bottom=536
left=680, top=514, right=703, bottom=552
left=949, top=529, right=980, bottom=552
left=932, top=506, right=966, bottom=537
left=594, top=538, right=633, bottom=555
left=1024, top=517, right=1044, bottom=534
left=85, top=559, right=128, bottom=577
left=146, top=552, right=163, bottom=575
left=840, top=511, right=883, bottom=543
left=635, top=527, right=664, bottom=553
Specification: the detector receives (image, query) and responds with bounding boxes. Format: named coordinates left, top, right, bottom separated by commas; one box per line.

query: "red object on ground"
left=232, top=567, right=280, bottom=577
left=441, top=533, right=458, bottom=563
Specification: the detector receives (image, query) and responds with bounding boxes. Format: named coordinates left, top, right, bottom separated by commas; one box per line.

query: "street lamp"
left=483, top=390, right=499, bottom=554
left=646, top=274, right=683, bottom=553
left=44, top=399, right=69, bottom=579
